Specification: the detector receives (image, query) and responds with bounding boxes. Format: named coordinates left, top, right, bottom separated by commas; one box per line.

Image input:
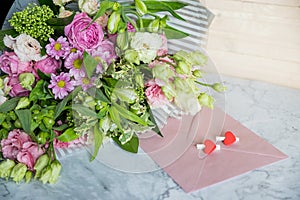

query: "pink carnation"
left=0, top=51, right=33, bottom=76
left=1, top=129, right=31, bottom=160
left=1, top=130, right=45, bottom=170
left=145, top=80, right=169, bottom=107
left=157, top=34, right=168, bottom=56
left=34, top=56, right=61, bottom=78
left=6, top=76, right=30, bottom=97
left=64, top=12, right=104, bottom=52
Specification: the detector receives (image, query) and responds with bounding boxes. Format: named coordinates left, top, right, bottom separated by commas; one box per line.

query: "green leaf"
left=54, top=86, right=81, bottom=119
left=112, top=103, right=147, bottom=126
left=72, top=104, right=99, bottom=119
left=53, top=124, right=69, bottom=131
left=112, top=134, right=139, bottom=153
left=38, top=0, right=59, bottom=15
left=15, top=109, right=31, bottom=134
left=90, top=125, right=103, bottom=161
left=144, top=1, right=188, bottom=10
left=0, top=29, right=18, bottom=51
left=37, top=69, right=51, bottom=81
left=144, top=1, right=186, bottom=21
left=92, top=1, right=115, bottom=24
left=87, top=88, right=110, bottom=103
left=57, top=128, right=80, bottom=142
left=164, top=25, right=189, bottom=39
left=83, top=51, right=99, bottom=78
left=0, top=97, right=21, bottom=112
left=47, top=13, right=75, bottom=26
left=29, top=80, right=46, bottom=102
left=108, top=106, right=122, bottom=130
left=146, top=103, right=163, bottom=137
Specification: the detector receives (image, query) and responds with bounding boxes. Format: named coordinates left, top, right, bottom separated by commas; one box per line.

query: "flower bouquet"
left=0, top=0, right=225, bottom=184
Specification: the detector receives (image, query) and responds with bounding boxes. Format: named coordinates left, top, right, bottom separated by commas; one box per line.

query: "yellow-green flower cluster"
left=9, top=4, right=55, bottom=41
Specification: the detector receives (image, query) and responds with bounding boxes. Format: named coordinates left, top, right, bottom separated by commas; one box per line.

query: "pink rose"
left=7, top=76, right=30, bottom=97
left=17, top=142, right=44, bottom=170
left=64, top=12, right=104, bottom=52
left=145, top=80, right=169, bottom=107
left=91, top=39, right=117, bottom=73
left=1, top=129, right=31, bottom=160
left=53, top=131, right=69, bottom=149
left=34, top=56, right=61, bottom=78
left=157, top=34, right=168, bottom=56
left=0, top=51, right=33, bottom=76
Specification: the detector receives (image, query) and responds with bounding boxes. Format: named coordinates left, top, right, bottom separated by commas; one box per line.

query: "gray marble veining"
left=1, top=75, right=300, bottom=200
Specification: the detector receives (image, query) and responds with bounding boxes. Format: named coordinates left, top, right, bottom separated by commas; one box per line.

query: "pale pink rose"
left=17, top=142, right=44, bottom=170
left=7, top=76, right=30, bottom=97
left=34, top=56, right=61, bottom=78
left=53, top=131, right=69, bottom=149
left=91, top=39, right=117, bottom=73
left=145, top=80, right=169, bottom=107
left=95, top=13, right=109, bottom=28
left=64, top=12, right=104, bottom=52
left=157, top=34, right=168, bottom=56
left=0, top=51, right=33, bottom=76
left=1, top=129, right=31, bottom=160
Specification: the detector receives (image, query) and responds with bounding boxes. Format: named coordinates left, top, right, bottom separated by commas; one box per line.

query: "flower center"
left=54, top=43, right=62, bottom=51
left=73, top=59, right=83, bottom=69
left=57, top=80, right=65, bottom=88
left=70, top=48, right=77, bottom=53
left=94, top=56, right=102, bottom=62
left=82, top=78, right=90, bottom=85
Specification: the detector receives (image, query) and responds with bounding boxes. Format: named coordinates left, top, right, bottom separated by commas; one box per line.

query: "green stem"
left=195, top=81, right=213, bottom=87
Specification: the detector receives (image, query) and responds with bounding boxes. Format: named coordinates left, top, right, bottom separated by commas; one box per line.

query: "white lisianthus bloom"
left=130, top=32, right=163, bottom=64
left=53, top=0, right=72, bottom=6
left=78, top=0, right=99, bottom=16
left=4, top=34, right=44, bottom=62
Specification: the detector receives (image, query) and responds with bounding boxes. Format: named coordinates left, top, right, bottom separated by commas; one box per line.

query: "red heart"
left=204, top=139, right=216, bottom=154
left=223, top=131, right=236, bottom=146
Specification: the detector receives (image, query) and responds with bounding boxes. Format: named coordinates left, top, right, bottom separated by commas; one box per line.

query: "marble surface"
left=1, top=75, right=300, bottom=200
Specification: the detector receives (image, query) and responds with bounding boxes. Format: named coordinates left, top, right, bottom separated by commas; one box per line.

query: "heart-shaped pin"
left=223, top=131, right=236, bottom=146
left=204, top=139, right=216, bottom=154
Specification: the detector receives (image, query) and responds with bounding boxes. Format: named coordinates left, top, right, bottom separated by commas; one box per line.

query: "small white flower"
left=0, top=89, right=7, bottom=105
left=53, top=0, right=72, bottom=6
left=78, top=0, right=99, bottom=15
left=4, top=34, right=44, bottom=62
left=130, top=32, right=163, bottom=63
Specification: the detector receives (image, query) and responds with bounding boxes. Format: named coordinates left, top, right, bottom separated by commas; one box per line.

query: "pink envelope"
left=140, top=107, right=288, bottom=192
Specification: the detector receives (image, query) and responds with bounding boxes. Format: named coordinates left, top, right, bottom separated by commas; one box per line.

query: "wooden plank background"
left=202, top=0, right=300, bottom=89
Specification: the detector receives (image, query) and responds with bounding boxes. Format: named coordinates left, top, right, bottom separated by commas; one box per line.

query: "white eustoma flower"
left=78, top=0, right=99, bottom=15
left=4, top=34, right=44, bottom=62
left=53, top=0, right=72, bottom=6
left=130, top=32, right=163, bottom=64
left=0, top=89, right=7, bottom=105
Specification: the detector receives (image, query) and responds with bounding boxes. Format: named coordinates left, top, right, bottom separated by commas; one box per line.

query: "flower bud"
left=113, top=2, right=121, bottom=11
left=15, top=97, right=30, bottom=110
left=117, top=32, right=129, bottom=51
left=124, top=50, right=140, bottom=65
left=40, top=166, right=52, bottom=184
left=212, top=83, right=227, bottom=92
left=37, top=132, right=50, bottom=144
left=25, top=170, right=32, bottom=183
left=161, top=84, right=176, bottom=101
left=176, top=61, right=191, bottom=75
left=10, top=163, right=27, bottom=183
left=19, top=73, right=35, bottom=91
left=192, top=70, right=203, bottom=78
left=0, top=159, right=16, bottom=179
left=135, top=0, right=148, bottom=16
left=107, top=11, right=121, bottom=34
left=49, top=160, right=62, bottom=184
left=43, top=117, right=55, bottom=130
left=34, top=154, right=49, bottom=179
left=198, top=93, right=215, bottom=109
left=148, top=19, right=160, bottom=33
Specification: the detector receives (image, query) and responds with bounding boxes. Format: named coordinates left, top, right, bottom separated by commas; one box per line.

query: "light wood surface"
left=205, top=0, right=300, bottom=89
